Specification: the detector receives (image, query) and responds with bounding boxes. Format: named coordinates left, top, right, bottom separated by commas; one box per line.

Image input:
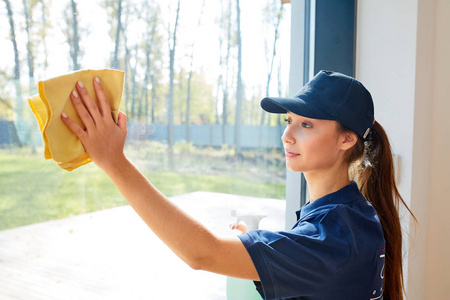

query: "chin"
left=286, top=162, right=305, bottom=173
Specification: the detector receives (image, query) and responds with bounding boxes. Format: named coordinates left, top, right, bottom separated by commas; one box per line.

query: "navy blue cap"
left=261, top=70, right=375, bottom=140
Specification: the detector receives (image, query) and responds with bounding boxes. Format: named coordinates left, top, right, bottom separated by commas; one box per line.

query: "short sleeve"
left=238, top=211, right=351, bottom=300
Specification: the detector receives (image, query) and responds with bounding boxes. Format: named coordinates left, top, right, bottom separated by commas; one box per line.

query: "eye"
left=284, top=117, right=292, bottom=125
left=301, top=122, right=312, bottom=128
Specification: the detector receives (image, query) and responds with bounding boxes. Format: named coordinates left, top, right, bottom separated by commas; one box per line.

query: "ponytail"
left=339, top=121, right=417, bottom=300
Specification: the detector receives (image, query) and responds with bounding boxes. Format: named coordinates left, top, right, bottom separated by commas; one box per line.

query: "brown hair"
left=338, top=121, right=417, bottom=300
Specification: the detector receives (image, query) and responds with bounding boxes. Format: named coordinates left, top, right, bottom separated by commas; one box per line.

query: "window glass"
left=0, top=0, right=291, bottom=297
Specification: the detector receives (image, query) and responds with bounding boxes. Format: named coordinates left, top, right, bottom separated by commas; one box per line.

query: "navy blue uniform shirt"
left=238, top=181, right=385, bottom=300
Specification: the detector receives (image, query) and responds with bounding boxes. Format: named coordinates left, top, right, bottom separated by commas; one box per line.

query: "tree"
left=119, top=2, right=132, bottom=114
left=185, top=0, right=205, bottom=143
left=234, top=0, right=243, bottom=153
left=22, top=0, right=43, bottom=151
left=70, top=0, right=80, bottom=70
left=101, top=0, right=123, bottom=69
left=36, top=0, right=51, bottom=77
left=217, top=0, right=235, bottom=144
left=111, top=0, right=122, bottom=70
left=130, top=43, right=139, bottom=119
left=261, top=0, right=285, bottom=126
left=142, top=4, right=156, bottom=124
left=167, top=0, right=181, bottom=157
left=64, top=0, right=81, bottom=70
left=22, top=0, right=35, bottom=91
left=3, top=0, right=24, bottom=131
left=146, top=6, right=164, bottom=125
left=186, top=71, right=216, bottom=124
left=0, top=71, right=13, bottom=120
left=129, top=1, right=164, bottom=124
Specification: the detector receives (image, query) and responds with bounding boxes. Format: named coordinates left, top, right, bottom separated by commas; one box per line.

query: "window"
left=0, top=0, right=291, bottom=298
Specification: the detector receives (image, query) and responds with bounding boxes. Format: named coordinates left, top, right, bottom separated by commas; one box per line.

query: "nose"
left=281, top=125, right=295, bottom=145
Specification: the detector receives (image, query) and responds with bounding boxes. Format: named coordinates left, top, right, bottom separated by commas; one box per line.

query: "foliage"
left=173, top=69, right=216, bottom=124
left=0, top=71, right=13, bottom=120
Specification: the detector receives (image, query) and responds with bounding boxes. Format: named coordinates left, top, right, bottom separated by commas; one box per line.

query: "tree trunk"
left=186, top=66, right=192, bottom=142
left=121, top=16, right=131, bottom=115
left=22, top=0, right=34, bottom=90
left=167, top=0, right=181, bottom=155
left=215, top=14, right=223, bottom=126
left=178, top=71, right=183, bottom=123
left=222, top=91, right=228, bottom=144
left=143, top=42, right=151, bottom=123
left=261, top=4, right=284, bottom=126
left=131, top=44, right=139, bottom=119
left=143, top=8, right=155, bottom=125
left=151, top=74, right=156, bottom=123
left=221, top=0, right=232, bottom=145
left=40, top=0, right=49, bottom=75
left=70, top=0, right=80, bottom=70
left=185, top=0, right=205, bottom=143
left=3, top=0, right=23, bottom=130
left=22, top=0, right=38, bottom=151
left=215, top=60, right=222, bottom=125
left=234, top=0, right=243, bottom=154
left=111, top=0, right=122, bottom=69
left=4, top=0, right=20, bottom=83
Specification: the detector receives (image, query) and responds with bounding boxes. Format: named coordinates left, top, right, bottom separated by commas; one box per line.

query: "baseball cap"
left=261, top=70, right=374, bottom=140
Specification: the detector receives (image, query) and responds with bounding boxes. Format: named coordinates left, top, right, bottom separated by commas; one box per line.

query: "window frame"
left=285, top=0, right=356, bottom=229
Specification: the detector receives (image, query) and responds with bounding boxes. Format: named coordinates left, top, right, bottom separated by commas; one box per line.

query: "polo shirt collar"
left=297, top=181, right=361, bottom=220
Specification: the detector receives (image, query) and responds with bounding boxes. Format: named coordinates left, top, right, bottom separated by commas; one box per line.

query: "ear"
left=339, top=131, right=358, bottom=151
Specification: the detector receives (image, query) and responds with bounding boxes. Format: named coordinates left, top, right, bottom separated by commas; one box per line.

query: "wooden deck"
left=0, top=192, right=284, bottom=300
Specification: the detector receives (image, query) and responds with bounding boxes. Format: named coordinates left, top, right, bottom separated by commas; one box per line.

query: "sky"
left=0, top=0, right=291, bottom=98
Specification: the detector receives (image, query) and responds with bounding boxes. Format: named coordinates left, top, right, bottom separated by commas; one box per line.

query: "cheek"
left=297, top=133, right=341, bottom=169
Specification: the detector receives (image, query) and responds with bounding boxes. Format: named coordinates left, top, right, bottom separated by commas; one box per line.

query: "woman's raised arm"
left=60, top=78, right=259, bottom=281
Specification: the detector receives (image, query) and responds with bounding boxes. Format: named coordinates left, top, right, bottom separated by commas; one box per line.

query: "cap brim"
left=261, top=96, right=334, bottom=120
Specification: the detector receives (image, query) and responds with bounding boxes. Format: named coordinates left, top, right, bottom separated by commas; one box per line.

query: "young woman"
left=61, top=70, right=415, bottom=300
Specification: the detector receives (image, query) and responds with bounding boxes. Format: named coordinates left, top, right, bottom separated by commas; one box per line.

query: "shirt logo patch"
left=370, top=248, right=385, bottom=300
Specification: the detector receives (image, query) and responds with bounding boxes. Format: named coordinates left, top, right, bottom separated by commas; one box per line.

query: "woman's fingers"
left=117, top=111, right=127, bottom=132
left=229, top=221, right=247, bottom=234
left=60, top=112, right=88, bottom=143
left=93, top=77, right=112, bottom=118
left=71, top=89, right=96, bottom=132
left=66, top=79, right=119, bottom=133
left=76, top=80, right=102, bottom=123
left=61, top=79, right=128, bottom=172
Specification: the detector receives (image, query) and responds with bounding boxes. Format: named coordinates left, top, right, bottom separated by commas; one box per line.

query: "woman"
left=61, top=70, right=415, bottom=299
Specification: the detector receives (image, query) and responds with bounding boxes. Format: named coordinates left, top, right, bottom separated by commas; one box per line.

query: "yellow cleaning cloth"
left=28, top=69, right=125, bottom=171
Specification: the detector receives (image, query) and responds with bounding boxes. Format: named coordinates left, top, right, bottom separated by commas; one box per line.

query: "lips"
left=284, top=149, right=300, bottom=158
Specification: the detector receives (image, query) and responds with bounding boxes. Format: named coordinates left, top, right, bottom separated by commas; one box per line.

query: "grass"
left=0, top=145, right=285, bottom=231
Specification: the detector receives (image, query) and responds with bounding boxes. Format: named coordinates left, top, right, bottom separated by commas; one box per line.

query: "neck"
left=303, top=164, right=351, bottom=202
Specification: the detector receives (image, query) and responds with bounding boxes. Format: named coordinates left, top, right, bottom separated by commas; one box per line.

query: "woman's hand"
left=61, top=78, right=128, bottom=173
left=230, top=221, right=247, bottom=234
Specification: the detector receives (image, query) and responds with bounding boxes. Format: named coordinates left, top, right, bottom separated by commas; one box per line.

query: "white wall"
left=423, top=0, right=450, bottom=299
left=356, top=0, right=450, bottom=299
